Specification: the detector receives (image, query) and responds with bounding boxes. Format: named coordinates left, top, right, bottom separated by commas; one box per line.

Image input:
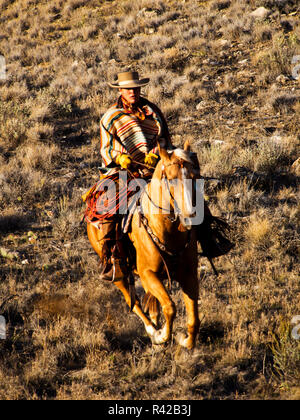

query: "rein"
left=126, top=165, right=176, bottom=217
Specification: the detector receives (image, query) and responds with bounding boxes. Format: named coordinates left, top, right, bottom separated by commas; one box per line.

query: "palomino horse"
left=87, top=141, right=200, bottom=349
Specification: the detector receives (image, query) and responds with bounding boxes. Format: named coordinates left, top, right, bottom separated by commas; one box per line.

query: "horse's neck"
left=142, top=165, right=171, bottom=215
left=141, top=167, right=181, bottom=237
left=141, top=182, right=190, bottom=250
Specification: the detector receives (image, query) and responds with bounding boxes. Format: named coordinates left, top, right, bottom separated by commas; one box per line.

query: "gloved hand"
left=116, top=154, right=132, bottom=169
left=144, top=152, right=159, bottom=167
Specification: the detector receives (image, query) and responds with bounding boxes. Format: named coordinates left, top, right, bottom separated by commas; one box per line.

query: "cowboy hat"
left=108, top=71, right=150, bottom=88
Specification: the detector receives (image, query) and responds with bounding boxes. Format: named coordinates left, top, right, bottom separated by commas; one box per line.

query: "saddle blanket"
left=82, top=172, right=145, bottom=233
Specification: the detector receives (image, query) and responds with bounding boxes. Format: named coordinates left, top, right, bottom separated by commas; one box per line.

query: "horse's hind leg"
left=113, top=278, right=156, bottom=336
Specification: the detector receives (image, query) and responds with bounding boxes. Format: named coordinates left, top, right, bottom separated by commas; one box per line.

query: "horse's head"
left=157, top=140, right=201, bottom=229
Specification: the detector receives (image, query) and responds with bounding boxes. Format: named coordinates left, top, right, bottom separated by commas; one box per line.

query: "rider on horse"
left=83, top=70, right=234, bottom=280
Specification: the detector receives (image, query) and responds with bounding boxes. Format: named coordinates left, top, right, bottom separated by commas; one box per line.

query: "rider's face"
left=119, top=87, right=141, bottom=105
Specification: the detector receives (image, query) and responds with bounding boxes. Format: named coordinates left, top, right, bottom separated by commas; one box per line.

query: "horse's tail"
left=128, top=273, right=136, bottom=312
left=142, top=292, right=158, bottom=315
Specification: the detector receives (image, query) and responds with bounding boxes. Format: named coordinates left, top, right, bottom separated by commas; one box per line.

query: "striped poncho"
left=100, top=96, right=172, bottom=173
left=82, top=98, right=171, bottom=222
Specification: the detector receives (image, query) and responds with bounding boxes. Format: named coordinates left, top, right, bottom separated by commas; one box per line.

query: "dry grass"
left=0, top=0, right=299, bottom=401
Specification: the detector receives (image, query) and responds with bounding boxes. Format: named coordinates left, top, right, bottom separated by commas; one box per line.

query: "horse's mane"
left=172, top=148, right=193, bottom=164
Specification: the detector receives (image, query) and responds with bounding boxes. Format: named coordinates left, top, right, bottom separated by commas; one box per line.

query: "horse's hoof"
left=145, top=324, right=157, bottom=338
left=176, top=333, right=194, bottom=350
left=147, top=324, right=169, bottom=345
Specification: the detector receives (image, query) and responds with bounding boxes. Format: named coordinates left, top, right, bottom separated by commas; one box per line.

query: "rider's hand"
left=144, top=152, right=159, bottom=167
left=116, top=154, right=132, bottom=169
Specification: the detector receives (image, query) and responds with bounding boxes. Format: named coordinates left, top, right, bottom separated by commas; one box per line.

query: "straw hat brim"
left=108, top=78, right=150, bottom=88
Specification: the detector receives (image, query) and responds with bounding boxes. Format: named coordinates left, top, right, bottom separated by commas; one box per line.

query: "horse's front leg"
left=179, top=279, right=200, bottom=350
left=139, top=269, right=176, bottom=345
left=177, top=249, right=200, bottom=350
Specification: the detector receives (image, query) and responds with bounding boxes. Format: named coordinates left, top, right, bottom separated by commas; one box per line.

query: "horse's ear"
left=184, top=139, right=191, bottom=152
left=157, top=142, right=170, bottom=162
